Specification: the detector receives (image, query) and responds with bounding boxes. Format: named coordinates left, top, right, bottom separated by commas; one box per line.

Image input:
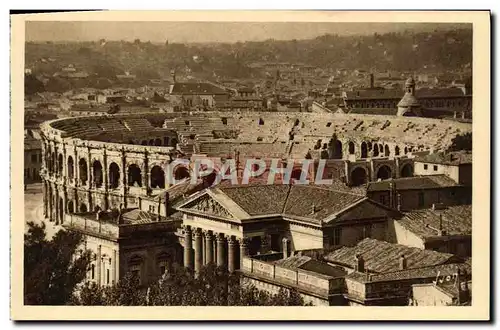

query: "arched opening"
left=79, top=158, right=88, bottom=185
left=376, top=165, right=392, bottom=180
left=109, top=162, right=120, bottom=189
left=80, top=203, right=88, bottom=213
left=149, top=139, right=155, bottom=146
left=404, top=146, right=408, bottom=155
left=379, top=144, right=384, bottom=153
left=373, top=144, right=379, bottom=157
left=93, top=160, right=103, bottom=188
left=174, top=166, right=190, bottom=180
left=332, top=140, right=343, bottom=159
left=141, top=140, right=148, bottom=146
left=395, top=146, right=400, bottom=156
left=163, top=137, right=170, bottom=146
left=154, top=138, right=162, bottom=146
left=348, top=141, right=355, bottom=155
left=361, top=142, right=368, bottom=158
left=59, top=197, right=64, bottom=223
left=68, top=200, right=74, bottom=214
left=128, top=164, right=142, bottom=187
left=67, top=156, right=74, bottom=180
left=384, top=145, right=390, bottom=157
left=57, top=154, right=63, bottom=176
left=401, top=164, right=413, bottom=178
left=350, top=167, right=368, bottom=186
left=150, top=165, right=165, bottom=189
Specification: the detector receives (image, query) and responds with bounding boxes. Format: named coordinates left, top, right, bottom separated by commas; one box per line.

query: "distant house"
left=169, top=82, right=229, bottom=109
left=414, top=151, right=472, bottom=186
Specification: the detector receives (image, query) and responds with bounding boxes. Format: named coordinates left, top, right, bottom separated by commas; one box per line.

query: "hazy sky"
left=25, top=21, right=470, bottom=43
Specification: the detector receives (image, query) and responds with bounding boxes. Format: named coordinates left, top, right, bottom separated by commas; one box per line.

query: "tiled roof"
left=366, top=175, right=459, bottom=192
left=274, top=255, right=347, bottom=278
left=346, top=262, right=470, bottom=283
left=325, top=238, right=456, bottom=273
left=415, top=151, right=472, bottom=165
left=170, top=82, right=228, bottom=95
left=122, top=209, right=154, bottom=224
left=217, top=184, right=367, bottom=223
left=348, top=108, right=398, bottom=116
left=397, top=205, right=472, bottom=238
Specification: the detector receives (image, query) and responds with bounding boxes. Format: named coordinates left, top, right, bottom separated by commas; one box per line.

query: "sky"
left=25, top=21, right=470, bottom=44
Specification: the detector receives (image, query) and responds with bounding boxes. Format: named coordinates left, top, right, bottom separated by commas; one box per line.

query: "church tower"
left=397, top=76, right=421, bottom=116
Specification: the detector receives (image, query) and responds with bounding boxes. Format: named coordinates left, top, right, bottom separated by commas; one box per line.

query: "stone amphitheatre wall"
left=40, top=111, right=471, bottom=224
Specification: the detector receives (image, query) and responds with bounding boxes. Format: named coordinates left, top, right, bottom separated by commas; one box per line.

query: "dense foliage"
left=24, top=221, right=91, bottom=305
left=448, top=132, right=472, bottom=152
left=72, top=264, right=311, bottom=306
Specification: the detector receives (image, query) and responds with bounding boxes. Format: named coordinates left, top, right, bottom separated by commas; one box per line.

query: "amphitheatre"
left=40, top=111, right=472, bottom=224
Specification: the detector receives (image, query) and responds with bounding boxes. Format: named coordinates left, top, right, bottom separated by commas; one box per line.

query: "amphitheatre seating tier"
left=46, top=112, right=471, bottom=154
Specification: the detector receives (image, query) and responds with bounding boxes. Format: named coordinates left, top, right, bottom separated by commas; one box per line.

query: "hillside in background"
left=25, top=28, right=472, bottom=92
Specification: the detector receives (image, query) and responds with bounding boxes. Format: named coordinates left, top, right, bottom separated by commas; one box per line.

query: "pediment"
left=182, top=193, right=235, bottom=220
left=335, top=200, right=390, bottom=222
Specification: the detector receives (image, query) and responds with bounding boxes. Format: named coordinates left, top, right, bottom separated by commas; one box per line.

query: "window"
left=418, top=192, right=425, bottom=207
left=258, top=118, right=264, bottom=125
left=332, top=227, right=342, bottom=246
left=433, top=165, right=438, bottom=171
left=222, top=118, right=228, bottom=125
left=423, top=164, right=428, bottom=170
left=326, top=122, right=332, bottom=127
left=31, top=154, right=37, bottom=163
left=185, top=120, right=190, bottom=125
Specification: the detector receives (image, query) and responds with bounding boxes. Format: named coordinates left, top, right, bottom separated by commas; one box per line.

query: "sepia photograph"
left=10, top=10, right=490, bottom=321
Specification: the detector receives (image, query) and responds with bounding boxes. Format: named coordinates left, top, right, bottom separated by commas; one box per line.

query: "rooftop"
left=366, top=175, right=459, bottom=192
left=324, top=238, right=458, bottom=273
left=397, top=204, right=472, bottom=238
left=397, top=93, right=421, bottom=108
left=274, top=255, right=347, bottom=278
left=415, top=151, right=472, bottom=166
left=170, top=82, right=228, bottom=95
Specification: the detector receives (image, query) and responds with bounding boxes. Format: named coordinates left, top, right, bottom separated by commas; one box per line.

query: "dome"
left=405, top=76, right=415, bottom=86
left=397, top=92, right=420, bottom=108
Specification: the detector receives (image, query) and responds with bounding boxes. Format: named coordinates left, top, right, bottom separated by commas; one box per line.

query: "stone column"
left=282, top=238, right=289, bottom=258
left=217, top=234, right=226, bottom=268
left=202, top=232, right=206, bottom=265
left=205, top=232, right=213, bottom=265
left=96, top=245, right=102, bottom=286
left=112, top=249, right=117, bottom=285
left=239, top=238, right=249, bottom=270
left=194, top=228, right=203, bottom=273
left=183, top=226, right=193, bottom=270
left=213, top=238, right=217, bottom=265
left=228, top=237, right=237, bottom=273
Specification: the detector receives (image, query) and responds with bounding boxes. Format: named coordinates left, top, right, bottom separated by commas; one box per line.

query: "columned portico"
left=205, top=231, right=214, bottom=265
left=183, top=226, right=193, bottom=269
left=228, top=237, right=237, bottom=273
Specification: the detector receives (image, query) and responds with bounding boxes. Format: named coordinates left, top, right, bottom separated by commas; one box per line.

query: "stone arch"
left=373, top=144, right=380, bottom=157
left=348, top=141, right=355, bottom=155
left=384, top=145, right=390, bottom=157
left=173, top=166, right=190, bottom=181
left=154, top=138, right=162, bottom=146
left=376, top=165, right=392, bottom=180
left=80, top=203, right=88, bottom=213
left=350, top=167, right=368, bottom=186
left=361, top=142, right=368, bottom=158
left=395, top=146, right=400, bottom=156
left=128, top=164, right=142, bottom=187
left=67, top=156, right=74, bottom=180
left=401, top=163, right=413, bottom=178
left=150, top=165, right=165, bottom=189
left=78, top=158, right=88, bottom=185
left=141, top=140, right=148, bottom=146
left=93, top=160, right=103, bottom=188
left=57, top=154, right=63, bottom=176
left=68, top=200, right=74, bottom=214
left=379, top=143, right=384, bottom=152
left=332, top=140, right=343, bottom=159
left=109, top=162, right=120, bottom=189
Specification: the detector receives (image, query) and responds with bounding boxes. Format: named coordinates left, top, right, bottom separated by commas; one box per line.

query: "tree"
left=24, top=221, right=91, bottom=305
left=448, top=132, right=472, bottom=152
left=24, top=74, right=45, bottom=95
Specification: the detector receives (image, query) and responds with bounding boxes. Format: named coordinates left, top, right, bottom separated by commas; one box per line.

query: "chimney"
left=311, top=204, right=316, bottom=215
left=355, top=254, right=365, bottom=273
left=399, top=254, right=407, bottom=270
left=369, top=73, right=374, bottom=89
left=282, top=238, right=289, bottom=259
